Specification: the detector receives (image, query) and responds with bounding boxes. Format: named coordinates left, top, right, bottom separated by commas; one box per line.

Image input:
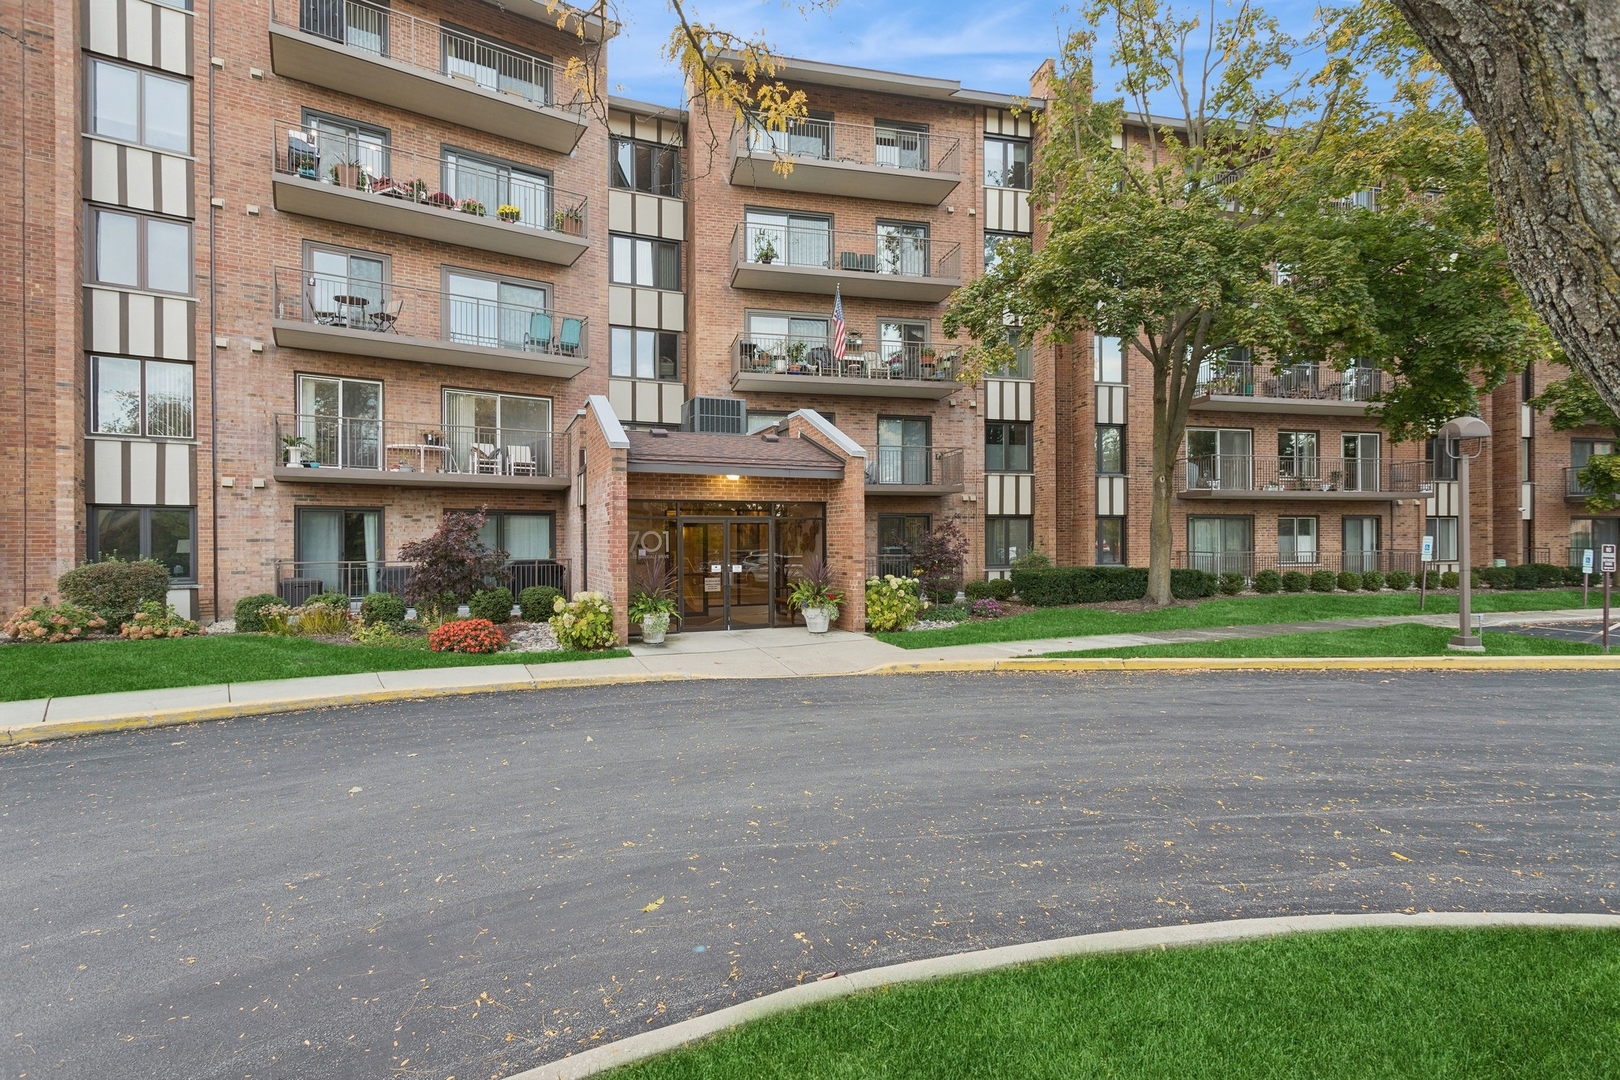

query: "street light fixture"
left=1438, top=415, right=1490, bottom=652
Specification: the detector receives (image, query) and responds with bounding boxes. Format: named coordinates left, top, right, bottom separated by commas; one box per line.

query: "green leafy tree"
left=1530, top=363, right=1620, bottom=512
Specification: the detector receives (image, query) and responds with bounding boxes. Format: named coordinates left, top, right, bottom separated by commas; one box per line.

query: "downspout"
left=206, top=0, right=219, bottom=618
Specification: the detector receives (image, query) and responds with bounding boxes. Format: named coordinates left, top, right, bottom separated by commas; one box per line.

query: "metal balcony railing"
left=272, top=0, right=587, bottom=110
left=1176, top=454, right=1430, bottom=495
left=1195, top=360, right=1385, bottom=403
left=864, top=446, right=964, bottom=488
left=733, top=115, right=961, bottom=176
left=733, top=332, right=960, bottom=384
left=1174, top=549, right=1420, bottom=578
left=274, top=413, right=568, bottom=479
left=1567, top=466, right=1598, bottom=497
left=274, top=120, right=588, bottom=236
left=732, top=223, right=961, bottom=279
left=273, top=267, right=590, bottom=359
left=273, top=557, right=570, bottom=603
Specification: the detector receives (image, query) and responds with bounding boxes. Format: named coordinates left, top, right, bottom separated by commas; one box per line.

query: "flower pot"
left=284, top=446, right=303, bottom=467
left=802, top=607, right=831, bottom=634
left=640, top=612, right=670, bottom=644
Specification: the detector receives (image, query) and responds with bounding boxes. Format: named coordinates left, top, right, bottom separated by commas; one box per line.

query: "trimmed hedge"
left=1474, top=562, right=1578, bottom=590
left=1386, top=570, right=1412, bottom=591
left=1008, top=566, right=1215, bottom=607
left=468, top=586, right=514, bottom=624
left=360, top=591, right=406, bottom=627
left=987, top=578, right=1015, bottom=601
left=964, top=580, right=996, bottom=601
left=1281, top=571, right=1309, bottom=593
left=1309, top=569, right=1338, bottom=593
left=1253, top=569, right=1282, bottom=594
left=1360, top=571, right=1385, bottom=592
left=57, top=558, right=170, bottom=627
left=234, top=592, right=282, bottom=633
left=1336, top=571, right=1362, bottom=592
left=1218, top=572, right=1245, bottom=596
left=518, top=585, right=563, bottom=622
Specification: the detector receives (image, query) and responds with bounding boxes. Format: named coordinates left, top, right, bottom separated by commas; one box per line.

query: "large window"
left=91, top=209, right=191, bottom=294
left=444, top=270, right=549, bottom=352
left=984, top=231, right=1021, bottom=273
left=91, top=357, right=194, bottom=439
left=301, top=111, right=389, bottom=181
left=1344, top=516, right=1381, bottom=573
left=1096, top=517, right=1125, bottom=565
left=445, top=150, right=551, bottom=229
left=295, top=507, right=384, bottom=597
left=610, top=136, right=681, bottom=197
left=875, top=417, right=931, bottom=485
left=610, top=234, right=680, bottom=289
left=89, top=58, right=190, bottom=153
left=984, top=137, right=1030, bottom=189
left=1342, top=432, right=1381, bottom=492
left=1186, top=428, right=1252, bottom=490
left=305, top=244, right=387, bottom=322
left=743, top=209, right=830, bottom=268
left=298, top=375, right=382, bottom=470
left=879, top=319, right=929, bottom=363
left=996, top=325, right=1033, bottom=378
left=473, top=511, right=554, bottom=560
left=1278, top=516, right=1318, bottom=565
left=746, top=312, right=829, bottom=354
left=1278, top=430, right=1318, bottom=479
left=1188, top=516, right=1253, bottom=577
left=875, top=119, right=930, bottom=170
left=90, top=506, right=196, bottom=581
left=1426, top=437, right=1460, bottom=481
left=986, top=421, right=1032, bottom=473
left=1094, top=336, right=1125, bottom=384
left=876, top=221, right=929, bottom=276
left=986, top=516, right=1034, bottom=568
left=1425, top=516, right=1459, bottom=562
left=1095, top=425, right=1124, bottom=475
left=443, top=390, right=552, bottom=474
left=611, top=327, right=679, bottom=380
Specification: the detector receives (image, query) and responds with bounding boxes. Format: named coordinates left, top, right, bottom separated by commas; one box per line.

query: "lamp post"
left=1439, top=416, right=1490, bottom=652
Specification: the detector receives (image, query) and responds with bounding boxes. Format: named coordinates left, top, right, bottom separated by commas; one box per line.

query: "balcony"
left=271, top=267, right=590, bottom=379
left=729, top=117, right=961, bottom=206
left=864, top=446, right=964, bottom=495
left=271, top=413, right=571, bottom=490
left=1567, top=465, right=1599, bottom=500
left=730, top=224, right=961, bottom=302
left=272, top=122, right=588, bottom=266
left=1175, top=454, right=1430, bottom=499
left=731, top=333, right=962, bottom=400
left=274, top=557, right=570, bottom=604
left=267, top=0, right=589, bottom=153
left=1191, top=360, right=1385, bottom=415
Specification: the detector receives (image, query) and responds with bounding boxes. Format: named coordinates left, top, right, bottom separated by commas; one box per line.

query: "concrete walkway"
left=1, top=607, right=1610, bottom=743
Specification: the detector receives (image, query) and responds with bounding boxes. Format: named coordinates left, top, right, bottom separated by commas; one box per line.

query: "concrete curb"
left=5, top=654, right=1618, bottom=747
left=510, top=911, right=1620, bottom=1079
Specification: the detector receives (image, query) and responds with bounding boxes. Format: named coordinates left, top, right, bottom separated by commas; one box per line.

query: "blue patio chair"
left=525, top=311, right=553, bottom=352
left=558, top=317, right=582, bottom=356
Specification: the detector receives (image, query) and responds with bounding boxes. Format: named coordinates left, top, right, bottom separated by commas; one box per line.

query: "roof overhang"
left=474, top=0, right=615, bottom=42
left=626, top=461, right=844, bottom=479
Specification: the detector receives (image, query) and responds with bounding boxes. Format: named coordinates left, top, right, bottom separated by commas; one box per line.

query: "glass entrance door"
left=728, top=521, right=772, bottom=629
left=678, top=519, right=774, bottom=630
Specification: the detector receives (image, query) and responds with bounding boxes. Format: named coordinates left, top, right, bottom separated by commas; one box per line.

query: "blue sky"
left=604, top=0, right=1334, bottom=108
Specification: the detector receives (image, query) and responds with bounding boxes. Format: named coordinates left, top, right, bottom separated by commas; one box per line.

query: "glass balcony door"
left=445, top=272, right=547, bottom=351
left=307, top=248, right=385, bottom=326
left=1342, top=433, right=1380, bottom=492
left=1186, top=428, right=1252, bottom=490
left=1344, top=516, right=1380, bottom=573
left=744, top=211, right=830, bottom=268
left=877, top=221, right=929, bottom=277
left=297, top=374, right=381, bottom=470
left=1189, top=516, right=1253, bottom=577
left=445, top=153, right=552, bottom=229
left=877, top=418, right=930, bottom=485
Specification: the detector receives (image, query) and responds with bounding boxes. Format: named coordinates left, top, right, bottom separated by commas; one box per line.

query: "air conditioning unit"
left=683, top=396, right=747, bottom=434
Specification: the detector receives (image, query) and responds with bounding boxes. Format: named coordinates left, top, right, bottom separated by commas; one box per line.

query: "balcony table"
left=387, top=442, right=448, bottom=474
left=332, top=294, right=370, bottom=327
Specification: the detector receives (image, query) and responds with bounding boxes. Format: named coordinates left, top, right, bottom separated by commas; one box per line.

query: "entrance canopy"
left=625, top=428, right=845, bottom=479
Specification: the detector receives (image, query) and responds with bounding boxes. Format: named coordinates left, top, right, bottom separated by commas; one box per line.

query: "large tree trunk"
left=1387, top=0, right=1620, bottom=415
left=1147, top=367, right=1174, bottom=605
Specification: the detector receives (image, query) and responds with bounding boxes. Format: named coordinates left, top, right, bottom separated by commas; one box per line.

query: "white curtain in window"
left=506, top=515, right=551, bottom=560
left=299, top=510, right=344, bottom=587
left=444, top=391, right=479, bottom=472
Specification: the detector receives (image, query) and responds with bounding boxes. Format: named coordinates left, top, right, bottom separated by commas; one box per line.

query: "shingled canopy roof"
left=625, top=429, right=846, bottom=479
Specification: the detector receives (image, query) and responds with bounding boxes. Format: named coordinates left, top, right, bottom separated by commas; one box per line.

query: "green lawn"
left=611, top=928, right=1620, bottom=1080
left=1043, top=623, right=1602, bottom=659
left=0, top=635, right=630, bottom=702
left=883, top=589, right=1591, bottom=649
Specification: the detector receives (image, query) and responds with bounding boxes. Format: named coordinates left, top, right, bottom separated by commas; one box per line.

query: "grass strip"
left=0, top=635, right=630, bottom=702
left=1041, top=623, right=1601, bottom=659
left=883, top=589, right=1591, bottom=649
left=611, top=928, right=1620, bottom=1080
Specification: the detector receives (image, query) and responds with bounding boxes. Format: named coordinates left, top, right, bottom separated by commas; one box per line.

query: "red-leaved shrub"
left=428, top=618, right=506, bottom=654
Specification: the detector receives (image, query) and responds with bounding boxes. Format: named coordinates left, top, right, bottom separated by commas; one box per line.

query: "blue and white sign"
left=1583, top=549, right=1595, bottom=575
left=1421, top=536, right=1434, bottom=563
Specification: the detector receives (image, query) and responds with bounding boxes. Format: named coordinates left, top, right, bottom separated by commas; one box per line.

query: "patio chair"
left=526, top=311, right=553, bottom=352
left=306, top=289, right=342, bottom=326
left=558, top=318, right=583, bottom=357
left=506, top=444, right=538, bottom=476
left=470, top=443, right=502, bottom=474
left=368, top=298, right=403, bottom=333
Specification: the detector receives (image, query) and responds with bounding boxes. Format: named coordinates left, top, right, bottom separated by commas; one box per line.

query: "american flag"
left=832, top=286, right=847, bottom=362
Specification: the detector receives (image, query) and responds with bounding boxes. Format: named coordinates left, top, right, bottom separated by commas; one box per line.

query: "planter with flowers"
left=426, top=191, right=456, bottom=209
left=458, top=198, right=486, bottom=216
left=554, top=207, right=585, bottom=235
left=497, top=204, right=522, bottom=223
left=628, top=555, right=680, bottom=644
left=787, top=554, right=841, bottom=634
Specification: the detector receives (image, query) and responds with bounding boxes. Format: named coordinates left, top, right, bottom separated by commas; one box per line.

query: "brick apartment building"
left=1, top=0, right=1612, bottom=639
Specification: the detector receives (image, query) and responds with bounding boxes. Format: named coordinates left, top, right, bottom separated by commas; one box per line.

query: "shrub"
left=297, top=599, right=352, bottom=636
left=3, top=602, right=106, bottom=643
left=1309, top=569, right=1338, bottom=592
left=1423, top=569, right=1443, bottom=589
left=1281, top=570, right=1309, bottom=592
left=468, top=586, right=514, bottom=624
left=1360, top=571, right=1385, bottom=592
left=963, top=580, right=996, bottom=601
left=350, top=621, right=409, bottom=647
left=119, top=600, right=200, bottom=640
left=258, top=603, right=295, bottom=634
left=1336, top=571, right=1362, bottom=592
left=1217, top=572, right=1245, bottom=596
left=911, top=521, right=969, bottom=603
left=1010, top=550, right=1053, bottom=570
left=1441, top=570, right=1460, bottom=589
left=234, top=593, right=282, bottom=632
left=1386, top=570, right=1413, bottom=591
left=519, top=585, right=563, bottom=622
left=400, top=511, right=509, bottom=611
left=1171, top=569, right=1217, bottom=599
left=57, top=557, right=170, bottom=627
left=310, top=590, right=350, bottom=610
left=986, top=578, right=1015, bottom=601
left=1253, top=569, right=1282, bottom=594
left=1007, top=566, right=1214, bottom=606
left=428, top=617, right=506, bottom=654
left=360, top=591, right=406, bottom=627
left=549, top=592, right=617, bottom=650
left=928, top=603, right=971, bottom=623
left=866, top=575, right=922, bottom=631
left=1531, top=562, right=1567, bottom=588
left=970, top=597, right=1005, bottom=619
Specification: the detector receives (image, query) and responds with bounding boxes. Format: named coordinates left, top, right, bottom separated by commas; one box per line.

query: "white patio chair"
left=470, top=443, right=502, bottom=474
left=506, top=444, right=538, bottom=476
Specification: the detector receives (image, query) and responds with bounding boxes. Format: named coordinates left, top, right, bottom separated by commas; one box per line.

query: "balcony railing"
left=1194, top=360, right=1384, bottom=404
left=1567, top=465, right=1598, bottom=497
left=274, top=120, right=588, bottom=237
left=274, top=413, right=568, bottom=479
left=1174, top=549, right=1420, bottom=579
left=272, top=0, right=583, bottom=109
left=1176, top=454, right=1430, bottom=495
left=732, top=223, right=960, bottom=280
left=735, top=116, right=960, bottom=176
left=274, top=557, right=570, bottom=604
left=733, top=332, right=960, bottom=384
left=865, top=446, right=964, bottom=489
left=273, top=267, right=589, bottom=359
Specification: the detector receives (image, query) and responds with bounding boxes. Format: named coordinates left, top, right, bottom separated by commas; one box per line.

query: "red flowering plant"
left=428, top=618, right=507, bottom=654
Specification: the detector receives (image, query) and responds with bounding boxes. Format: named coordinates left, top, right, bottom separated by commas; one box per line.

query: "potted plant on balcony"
left=458, top=198, right=486, bottom=216
left=329, top=159, right=366, bottom=189
left=497, top=204, right=521, bottom=223
left=554, top=206, right=584, bottom=235
left=281, top=433, right=312, bottom=467
left=628, top=555, right=679, bottom=645
left=785, top=340, right=808, bottom=372
left=753, top=233, right=778, bottom=264
left=426, top=191, right=456, bottom=209
left=788, top=554, right=840, bottom=634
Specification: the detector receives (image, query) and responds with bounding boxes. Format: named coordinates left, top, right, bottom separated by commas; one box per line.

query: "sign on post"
left=1603, top=544, right=1618, bottom=575
left=1421, top=536, right=1434, bottom=563
left=1583, top=549, right=1595, bottom=575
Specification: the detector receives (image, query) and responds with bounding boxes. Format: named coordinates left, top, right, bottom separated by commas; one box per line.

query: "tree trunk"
left=1388, top=0, right=1620, bottom=415
left=1147, top=364, right=1174, bottom=605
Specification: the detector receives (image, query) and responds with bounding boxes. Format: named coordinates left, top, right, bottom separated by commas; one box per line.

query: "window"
left=1095, top=425, right=1124, bottom=475
left=445, top=149, right=551, bottom=228
left=1426, top=437, right=1460, bottom=481
left=90, top=506, right=196, bottom=581
left=875, top=119, right=930, bottom=170
left=610, top=136, right=681, bottom=197
left=879, top=319, right=929, bottom=364
left=1571, top=439, right=1615, bottom=470
left=986, top=421, right=1032, bottom=473
left=873, top=418, right=932, bottom=485
left=1186, top=428, right=1252, bottom=489
left=295, top=507, right=383, bottom=596
left=610, top=234, right=680, bottom=289
left=1344, top=517, right=1380, bottom=573
left=1278, top=431, right=1318, bottom=479
left=1188, top=516, right=1253, bottom=577
left=298, top=375, right=382, bottom=470
left=743, top=209, right=830, bottom=268
left=305, top=244, right=387, bottom=322
left=442, top=23, right=550, bottom=104
left=877, top=221, right=929, bottom=276
left=611, top=327, right=679, bottom=380
left=746, top=109, right=832, bottom=159
left=444, top=270, right=549, bottom=351
left=746, top=312, right=829, bottom=356
left=443, top=390, right=553, bottom=475
left=983, top=232, right=1022, bottom=273
left=91, top=209, right=191, bottom=294
left=1342, top=433, right=1381, bottom=492
left=1096, top=517, right=1125, bottom=565
left=996, top=325, right=1033, bottom=378
left=473, top=511, right=555, bottom=560
left=89, top=59, right=190, bottom=153
left=1094, top=336, right=1125, bottom=384
left=876, top=514, right=928, bottom=575
left=1570, top=518, right=1620, bottom=564
left=986, top=517, right=1034, bottom=567
left=1519, top=437, right=1532, bottom=483
left=91, top=357, right=194, bottom=439
left=1425, top=516, right=1458, bottom=562
left=984, top=137, right=1030, bottom=189
left=1278, top=516, right=1318, bottom=565
left=300, top=111, right=389, bottom=182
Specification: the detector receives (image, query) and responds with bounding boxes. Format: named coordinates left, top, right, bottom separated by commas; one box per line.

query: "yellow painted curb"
left=862, top=655, right=1620, bottom=675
